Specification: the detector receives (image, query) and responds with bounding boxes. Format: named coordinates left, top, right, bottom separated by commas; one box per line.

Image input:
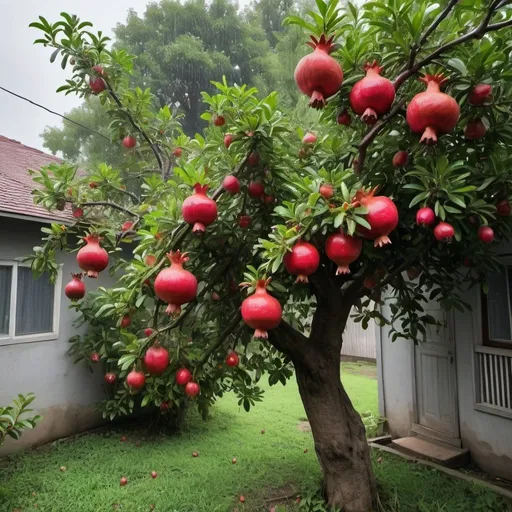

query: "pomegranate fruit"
left=173, top=147, right=182, bottom=157
left=122, top=135, right=137, bottom=149
left=302, top=132, right=317, bottom=144
left=416, top=207, right=436, bottom=227
left=122, top=221, right=134, bottom=232
left=354, top=187, right=399, bottom=247
left=160, top=401, right=170, bottom=412
left=337, top=109, right=351, bottom=126
left=319, top=184, right=334, bottom=199
left=325, top=232, right=363, bottom=274
left=392, top=151, right=409, bottom=168
left=211, top=291, right=221, bottom=301
left=120, top=477, right=128, bottom=487
left=349, top=61, right=395, bottom=125
left=465, top=118, right=486, bottom=140
left=248, top=181, right=264, bottom=198
left=406, top=74, right=460, bottom=145
left=478, top=225, right=494, bottom=243
left=239, top=215, right=251, bottom=229
left=145, top=254, right=157, bottom=267
left=144, top=345, right=170, bottom=375
left=239, top=496, right=246, bottom=503
left=363, top=276, right=378, bottom=289
left=90, top=352, right=100, bottom=363
left=434, top=222, right=455, bottom=243
left=185, top=381, right=200, bottom=398
left=406, top=267, right=422, bottom=281
left=77, top=234, right=109, bottom=278
left=89, top=181, right=98, bottom=189
left=264, top=194, right=274, bottom=204
left=469, top=84, right=492, bottom=106
left=213, top=114, right=225, bottom=127
left=127, top=369, right=146, bottom=390
left=497, top=199, right=511, bottom=216
left=223, top=175, right=241, bottom=194
left=120, top=315, right=131, bottom=329
left=72, top=206, right=83, bottom=219
left=154, top=251, right=198, bottom=316
left=151, top=471, right=158, bottom=479
left=283, top=241, right=320, bottom=283
left=182, top=184, right=218, bottom=234
left=89, top=76, right=105, bottom=94
left=248, top=152, right=259, bottom=166
left=294, top=34, right=343, bottom=109
left=241, top=279, right=282, bottom=339
left=224, top=134, right=234, bottom=148
left=65, top=273, right=86, bottom=301
left=176, top=368, right=193, bottom=386
left=192, top=451, right=199, bottom=457
left=226, top=351, right=240, bottom=367
left=104, top=372, right=117, bottom=384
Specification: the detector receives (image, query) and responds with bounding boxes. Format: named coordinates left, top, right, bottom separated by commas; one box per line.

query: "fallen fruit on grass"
left=59, top=466, right=66, bottom=472
left=232, top=458, right=237, bottom=464
left=120, top=436, right=127, bottom=442
left=304, top=448, right=308, bottom=453
left=261, top=429, right=265, bottom=434
left=120, top=477, right=128, bottom=486
left=239, top=496, right=245, bottom=503
left=151, top=471, right=158, bottom=479
left=192, top=451, right=199, bottom=457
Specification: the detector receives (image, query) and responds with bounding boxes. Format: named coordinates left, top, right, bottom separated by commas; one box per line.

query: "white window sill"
left=474, top=403, right=512, bottom=420
left=0, top=332, right=59, bottom=347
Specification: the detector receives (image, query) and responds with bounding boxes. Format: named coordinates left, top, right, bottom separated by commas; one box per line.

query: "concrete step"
left=391, top=436, right=470, bottom=468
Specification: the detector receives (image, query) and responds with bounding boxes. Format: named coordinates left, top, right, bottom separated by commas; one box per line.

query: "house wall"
left=342, top=313, right=377, bottom=361
left=0, top=218, right=112, bottom=455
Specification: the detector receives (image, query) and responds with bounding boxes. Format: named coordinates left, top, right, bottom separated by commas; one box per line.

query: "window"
left=0, top=261, right=61, bottom=346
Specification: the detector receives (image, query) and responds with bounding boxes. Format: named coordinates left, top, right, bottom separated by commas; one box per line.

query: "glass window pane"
left=15, top=267, right=54, bottom=336
left=0, top=266, right=12, bottom=334
left=487, top=268, right=511, bottom=341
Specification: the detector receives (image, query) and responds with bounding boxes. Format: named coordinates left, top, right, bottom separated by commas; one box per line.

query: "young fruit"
left=248, top=152, right=260, bottom=166
left=469, top=84, right=492, bottom=106
left=144, top=345, right=170, bottom=375
left=264, top=194, right=274, bottom=204
left=104, top=372, right=117, bottom=384
left=127, top=369, right=146, bottom=390
left=392, top=151, right=409, bottom=168
left=319, top=184, right=334, bottom=199
left=144, top=328, right=153, bottom=337
left=72, top=206, right=83, bottom=219
left=226, top=351, right=240, bottom=367
left=173, top=147, right=182, bottom=158
left=176, top=368, right=193, bottom=386
left=239, top=215, right=251, bottom=229
left=92, top=65, right=104, bottom=75
left=122, top=135, right=137, bottom=149
left=354, top=187, right=399, bottom=247
left=406, top=74, right=460, bottom=145
left=211, top=291, right=221, bottom=301
left=89, top=76, right=105, bottom=94
left=154, top=251, right=198, bottom=316
left=496, top=199, right=511, bottom=217
left=302, top=132, right=317, bottom=145
left=182, top=184, right=218, bottom=234
left=77, top=234, right=109, bottom=278
left=478, top=226, right=495, bottom=243
left=223, top=175, right=241, bottom=194
left=241, top=279, right=282, bottom=339
left=363, top=276, right=378, bottom=289
left=434, top=222, right=455, bottom=243
left=122, top=221, right=134, bottom=232
left=349, top=61, right=395, bottom=125
left=120, top=477, right=128, bottom=487
left=151, top=471, right=158, bottom=479
left=224, top=134, right=234, bottom=148
left=160, top=401, right=170, bottom=412
left=145, top=254, right=157, bottom=267
left=213, top=114, right=225, bottom=127
left=64, top=273, right=86, bottom=301
left=120, top=315, right=131, bottom=329
left=325, top=232, right=363, bottom=275
left=465, top=118, right=487, bottom=140
left=416, top=207, right=436, bottom=227
left=337, top=109, right=351, bottom=126
left=294, top=34, right=343, bottom=109
left=89, top=181, right=98, bottom=189
left=185, top=381, right=201, bottom=398
left=283, top=241, right=320, bottom=283
left=248, top=181, right=264, bottom=198
left=90, top=352, right=100, bottom=363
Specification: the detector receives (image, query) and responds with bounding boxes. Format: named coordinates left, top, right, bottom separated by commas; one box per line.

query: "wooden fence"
left=341, top=314, right=377, bottom=361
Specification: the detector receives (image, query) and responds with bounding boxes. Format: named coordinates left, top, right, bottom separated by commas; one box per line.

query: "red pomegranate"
left=145, top=254, right=156, bottom=267
left=144, top=345, right=170, bottom=375
left=363, top=276, right=378, bottom=289
left=354, top=188, right=399, bottom=247
left=224, top=134, right=234, bottom=148
left=154, top=251, right=198, bottom=316
left=248, top=152, right=259, bottom=167
left=465, top=118, right=486, bottom=140
left=497, top=199, right=511, bottom=217
left=319, top=184, right=334, bottom=199
left=65, top=273, right=86, bottom=301
left=176, top=368, right=193, bottom=386
left=337, top=110, right=351, bottom=126
left=72, top=206, right=83, bottom=219
left=478, top=226, right=495, bottom=243
left=302, top=132, right=317, bottom=145
left=89, top=182, right=98, bottom=189
left=122, top=135, right=137, bottom=149
left=325, top=232, right=363, bottom=275
left=283, top=241, right=320, bottom=283
left=185, top=381, right=200, bottom=398
left=248, top=181, right=264, bottom=198
left=120, top=477, right=128, bottom=487
left=406, top=74, right=460, bottom=145
left=182, top=184, right=218, bottom=234
left=122, top=221, right=134, bottom=232
left=226, top=351, right=239, bottom=367
left=416, top=207, right=436, bottom=227
left=92, top=65, right=104, bottom=75
left=173, top=147, right=182, bottom=158
left=213, top=114, right=225, bottom=127
left=434, top=222, right=455, bottom=243
left=104, top=372, right=117, bottom=384
left=349, top=62, right=395, bottom=125
left=127, top=369, right=146, bottom=390
left=89, top=76, right=105, bottom=94
left=469, top=84, right=492, bottom=106
left=223, top=175, right=241, bottom=194
left=90, top=352, right=100, bottom=363
left=392, top=151, right=409, bottom=168
left=241, top=279, right=282, bottom=339
left=239, top=215, right=251, bottom=229
left=406, top=267, right=422, bottom=281
left=211, top=291, right=221, bottom=301
left=76, top=234, right=109, bottom=278
left=144, top=327, right=154, bottom=337
left=160, top=401, right=170, bottom=412
left=294, top=34, right=343, bottom=109
left=120, top=315, right=131, bottom=328
left=151, top=471, right=158, bottom=479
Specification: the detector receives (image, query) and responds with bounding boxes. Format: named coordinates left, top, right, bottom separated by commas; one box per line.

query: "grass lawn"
left=0, top=362, right=509, bottom=512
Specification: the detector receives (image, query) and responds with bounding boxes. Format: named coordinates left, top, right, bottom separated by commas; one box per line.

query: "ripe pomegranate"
left=185, top=381, right=200, bottom=398
left=497, top=199, right=511, bottom=217
left=150, top=471, right=158, bottom=479
left=77, top=235, right=109, bottom=278
left=120, top=477, right=128, bottom=487
left=283, top=241, right=320, bottom=283
left=173, top=147, right=182, bottom=158
left=213, top=114, right=225, bottom=127
left=239, top=215, right=251, bottom=229
left=90, top=352, right=100, bottom=363
left=182, top=184, right=218, bottom=234
left=72, top=206, right=83, bottom=219
left=92, top=65, right=104, bottom=75
left=223, top=175, right=241, bottom=194
left=104, top=372, right=117, bottom=384
left=160, top=401, right=170, bottom=412
left=127, top=369, right=146, bottom=390
left=337, top=109, right=351, bottom=126
left=434, top=222, right=455, bottom=243
left=120, top=315, right=131, bottom=328
left=264, top=194, right=274, bottom=204
left=239, top=496, right=246, bottom=503
left=349, top=61, right=395, bottom=125
left=241, top=279, right=282, bottom=339
left=144, top=327, right=153, bottom=337
left=248, top=152, right=260, bottom=166
left=354, top=188, right=399, bottom=247
left=406, top=74, right=460, bottom=145
left=363, top=276, right=378, bottom=289
left=154, top=251, right=198, bottom=316
left=248, top=181, right=264, bottom=198
left=211, top=291, right=221, bottom=301
left=176, top=368, right=193, bottom=386
left=478, top=226, right=495, bottom=243
left=302, top=132, right=317, bottom=144
left=144, top=345, right=170, bottom=375
left=65, top=273, right=86, bottom=301
left=294, top=34, right=343, bottom=109
left=89, top=76, right=105, bottom=94
left=226, top=351, right=240, bottom=367
left=469, top=84, right=492, bottom=106
left=319, top=184, right=334, bottom=199
left=392, top=151, right=409, bottom=168
left=122, top=221, right=134, bottom=232
left=325, top=232, right=363, bottom=274
left=465, top=118, right=486, bottom=140
left=224, top=134, right=234, bottom=148
left=122, top=135, right=137, bottom=149
left=416, top=207, right=436, bottom=227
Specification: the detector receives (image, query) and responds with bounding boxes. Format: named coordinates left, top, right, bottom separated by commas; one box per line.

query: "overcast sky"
left=0, top=0, right=250, bottom=152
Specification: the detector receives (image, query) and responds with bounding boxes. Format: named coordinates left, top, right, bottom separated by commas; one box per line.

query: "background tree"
left=28, top=1, right=512, bottom=510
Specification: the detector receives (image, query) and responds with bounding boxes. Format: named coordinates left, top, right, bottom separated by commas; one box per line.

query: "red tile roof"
left=0, top=135, right=72, bottom=222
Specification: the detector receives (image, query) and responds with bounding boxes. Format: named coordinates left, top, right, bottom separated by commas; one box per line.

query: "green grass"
left=0, top=364, right=509, bottom=512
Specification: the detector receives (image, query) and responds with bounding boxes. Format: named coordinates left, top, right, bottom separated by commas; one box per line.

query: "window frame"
left=0, top=260, right=62, bottom=346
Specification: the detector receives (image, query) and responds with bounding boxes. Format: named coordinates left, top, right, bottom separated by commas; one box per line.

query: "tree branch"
left=420, top=0, right=460, bottom=47
left=268, top=318, right=311, bottom=362
left=77, top=200, right=138, bottom=217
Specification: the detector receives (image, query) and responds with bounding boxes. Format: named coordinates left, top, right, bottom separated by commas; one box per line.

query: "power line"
left=0, top=85, right=110, bottom=141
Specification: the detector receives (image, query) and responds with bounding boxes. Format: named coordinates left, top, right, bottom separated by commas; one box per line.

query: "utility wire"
left=0, top=85, right=110, bottom=141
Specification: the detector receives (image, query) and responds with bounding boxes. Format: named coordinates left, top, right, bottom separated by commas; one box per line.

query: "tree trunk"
left=295, top=347, right=378, bottom=512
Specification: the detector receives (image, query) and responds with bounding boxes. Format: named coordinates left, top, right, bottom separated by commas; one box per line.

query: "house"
left=0, top=135, right=111, bottom=455
left=377, top=257, right=512, bottom=480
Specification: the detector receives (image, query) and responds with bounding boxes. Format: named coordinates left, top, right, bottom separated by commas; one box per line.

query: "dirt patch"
left=265, top=483, right=300, bottom=507
left=343, top=362, right=377, bottom=379
left=297, top=420, right=311, bottom=432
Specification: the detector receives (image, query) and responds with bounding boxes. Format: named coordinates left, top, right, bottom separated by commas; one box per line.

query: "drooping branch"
left=74, top=200, right=138, bottom=218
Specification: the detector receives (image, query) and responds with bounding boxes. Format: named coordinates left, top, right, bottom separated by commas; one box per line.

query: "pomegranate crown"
left=239, top=277, right=271, bottom=291
left=193, top=183, right=209, bottom=195
left=84, top=234, right=102, bottom=244
left=353, top=186, right=380, bottom=203
left=71, top=272, right=84, bottom=280
left=419, top=74, right=448, bottom=88
left=363, top=61, right=384, bottom=74
left=305, top=34, right=337, bottom=54
left=167, top=250, right=189, bottom=266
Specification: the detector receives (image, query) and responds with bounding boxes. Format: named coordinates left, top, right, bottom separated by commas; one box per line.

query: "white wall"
left=342, top=313, right=377, bottom=361
left=0, top=218, right=112, bottom=455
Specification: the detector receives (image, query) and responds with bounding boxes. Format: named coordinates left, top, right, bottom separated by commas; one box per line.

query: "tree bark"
left=295, top=346, right=378, bottom=512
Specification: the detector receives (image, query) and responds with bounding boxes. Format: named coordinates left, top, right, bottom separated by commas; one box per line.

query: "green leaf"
left=446, top=58, right=468, bottom=76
